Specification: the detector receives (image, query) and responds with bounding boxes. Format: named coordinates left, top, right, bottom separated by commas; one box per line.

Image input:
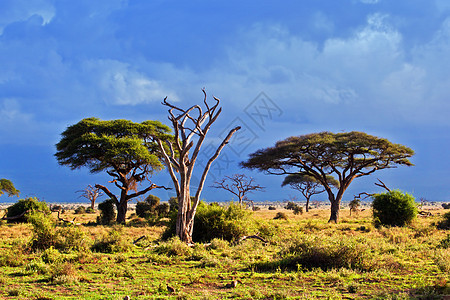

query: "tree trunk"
left=328, top=200, right=340, bottom=223
left=176, top=186, right=194, bottom=244
left=305, top=197, right=310, bottom=212
left=116, top=200, right=128, bottom=224
left=90, top=200, right=95, bottom=210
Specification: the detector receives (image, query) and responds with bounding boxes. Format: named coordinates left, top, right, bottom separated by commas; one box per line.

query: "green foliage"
left=6, top=197, right=50, bottom=223
left=372, top=190, right=417, bottom=227
left=163, top=202, right=255, bottom=242
left=437, top=234, right=450, bottom=249
left=254, top=235, right=371, bottom=271
left=274, top=212, right=288, bottom=220
left=91, top=226, right=130, bottom=253
left=285, top=202, right=303, bottom=214
left=154, top=236, right=193, bottom=257
left=85, top=207, right=95, bottom=214
left=28, top=211, right=58, bottom=250
left=97, top=199, right=116, bottom=225
left=0, top=178, right=19, bottom=197
left=74, top=206, right=86, bottom=214
left=135, top=194, right=161, bottom=218
left=436, top=211, right=450, bottom=229
left=55, top=117, right=171, bottom=173
left=168, top=196, right=178, bottom=212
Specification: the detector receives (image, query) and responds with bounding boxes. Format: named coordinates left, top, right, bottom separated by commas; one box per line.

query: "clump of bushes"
left=372, top=190, right=417, bottom=227
left=74, top=206, right=86, bottom=214
left=97, top=199, right=116, bottom=225
left=5, top=197, right=50, bottom=223
left=274, top=212, right=288, bottom=220
left=268, top=206, right=277, bottom=210
left=135, top=195, right=170, bottom=220
left=253, top=234, right=371, bottom=272
left=91, top=226, right=130, bottom=253
left=27, top=211, right=90, bottom=252
left=163, top=202, right=255, bottom=243
left=285, top=202, right=303, bottom=215
left=442, top=203, right=450, bottom=209
left=437, top=212, right=450, bottom=230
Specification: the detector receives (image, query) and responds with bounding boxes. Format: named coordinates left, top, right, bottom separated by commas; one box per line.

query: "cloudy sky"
left=1, top=0, right=449, bottom=204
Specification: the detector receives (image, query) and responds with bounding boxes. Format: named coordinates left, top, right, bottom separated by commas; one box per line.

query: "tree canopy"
left=55, top=117, right=172, bottom=223
left=241, top=131, right=414, bottom=223
left=0, top=179, right=19, bottom=197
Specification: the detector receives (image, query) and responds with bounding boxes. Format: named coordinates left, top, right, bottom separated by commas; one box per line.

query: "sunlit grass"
left=0, top=206, right=448, bottom=299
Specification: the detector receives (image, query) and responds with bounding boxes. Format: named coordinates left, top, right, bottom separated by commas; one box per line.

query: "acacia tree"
left=0, top=179, right=19, bottom=197
left=77, top=185, right=103, bottom=210
left=154, top=90, right=240, bottom=243
left=241, top=131, right=414, bottom=223
left=55, top=118, right=172, bottom=223
left=281, top=174, right=338, bottom=212
left=212, top=174, right=264, bottom=206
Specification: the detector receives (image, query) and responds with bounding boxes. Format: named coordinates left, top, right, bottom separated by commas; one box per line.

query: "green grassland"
left=0, top=207, right=449, bottom=299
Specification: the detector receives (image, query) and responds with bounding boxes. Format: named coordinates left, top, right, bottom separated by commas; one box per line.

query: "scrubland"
left=0, top=207, right=449, bottom=299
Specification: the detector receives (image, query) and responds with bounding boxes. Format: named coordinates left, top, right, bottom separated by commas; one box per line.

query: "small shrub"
left=156, top=203, right=170, bottom=217
left=268, top=206, right=277, bottom=210
left=28, top=211, right=58, bottom=250
left=274, top=212, right=288, bottom=220
left=85, top=207, right=95, bottom=214
left=41, top=246, right=63, bottom=264
left=6, top=197, right=50, bottom=223
left=437, top=234, right=450, bottom=249
left=293, top=206, right=303, bottom=215
left=437, top=212, right=450, bottom=229
left=154, top=236, right=193, bottom=257
left=50, top=262, right=78, bottom=284
left=135, top=201, right=153, bottom=218
left=91, top=226, right=130, bottom=253
left=97, top=199, right=116, bottom=225
left=254, top=235, right=371, bottom=271
left=372, top=190, right=417, bottom=227
left=74, top=206, right=86, bottom=214
left=0, top=248, right=25, bottom=267
left=442, top=203, right=450, bottom=209
left=162, top=202, right=255, bottom=243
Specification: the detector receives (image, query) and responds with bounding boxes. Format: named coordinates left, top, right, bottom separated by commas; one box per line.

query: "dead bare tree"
left=211, top=174, right=264, bottom=206
left=77, top=184, right=103, bottom=210
left=155, top=90, right=240, bottom=243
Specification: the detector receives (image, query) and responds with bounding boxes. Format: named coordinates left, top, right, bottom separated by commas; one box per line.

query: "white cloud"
left=83, top=59, right=179, bottom=105
left=0, top=0, right=55, bottom=34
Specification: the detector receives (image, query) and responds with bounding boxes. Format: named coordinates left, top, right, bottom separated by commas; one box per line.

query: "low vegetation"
left=0, top=200, right=448, bottom=299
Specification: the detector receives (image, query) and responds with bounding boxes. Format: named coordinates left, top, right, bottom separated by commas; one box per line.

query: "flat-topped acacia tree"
left=241, top=131, right=414, bottom=223
left=0, top=179, right=19, bottom=197
left=282, top=174, right=338, bottom=212
left=55, top=117, right=172, bottom=223
left=155, top=90, right=240, bottom=244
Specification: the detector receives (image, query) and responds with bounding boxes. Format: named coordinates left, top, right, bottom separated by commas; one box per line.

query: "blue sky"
left=1, top=0, right=449, bottom=204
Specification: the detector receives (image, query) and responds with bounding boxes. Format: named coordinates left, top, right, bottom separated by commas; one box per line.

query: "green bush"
left=86, top=207, right=95, bottom=214
left=91, top=226, right=130, bottom=253
left=372, top=190, right=417, bottom=227
left=74, top=206, right=86, bottom=214
left=97, top=199, right=116, bottom=225
left=253, top=234, right=371, bottom=271
left=6, top=197, right=50, bottom=223
left=28, top=211, right=58, bottom=250
left=162, top=202, right=255, bottom=242
left=274, top=212, right=288, bottom=220
left=437, top=211, right=450, bottom=229
left=136, top=194, right=163, bottom=219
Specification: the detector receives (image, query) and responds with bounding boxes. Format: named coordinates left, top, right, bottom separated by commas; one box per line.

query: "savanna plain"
left=0, top=204, right=449, bottom=300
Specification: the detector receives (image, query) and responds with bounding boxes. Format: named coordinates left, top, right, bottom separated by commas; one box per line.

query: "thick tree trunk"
left=176, top=186, right=194, bottom=244
left=328, top=200, right=340, bottom=223
left=116, top=200, right=128, bottom=224
left=305, top=197, right=310, bottom=212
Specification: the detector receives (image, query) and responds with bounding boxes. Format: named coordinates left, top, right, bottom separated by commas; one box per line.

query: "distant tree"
left=55, top=118, right=172, bottom=223
left=282, top=174, right=338, bottom=212
left=349, top=198, right=361, bottom=216
left=212, top=174, right=264, bottom=206
left=0, top=179, right=19, bottom=197
left=154, top=90, right=240, bottom=243
left=77, top=185, right=103, bottom=210
left=241, top=131, right=414, bottom=223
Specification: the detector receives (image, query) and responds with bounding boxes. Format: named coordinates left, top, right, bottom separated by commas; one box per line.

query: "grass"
left=0, top=207, right=448, bottom=299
